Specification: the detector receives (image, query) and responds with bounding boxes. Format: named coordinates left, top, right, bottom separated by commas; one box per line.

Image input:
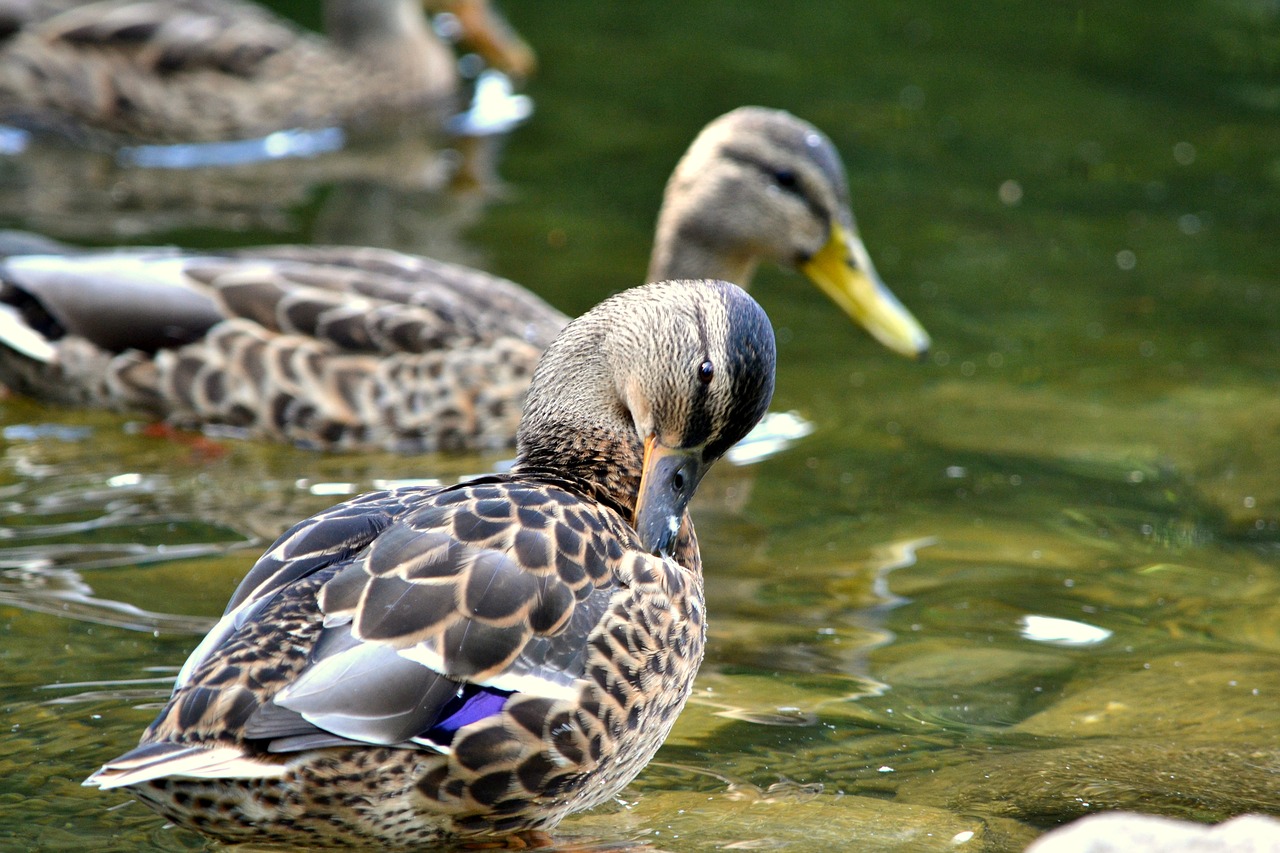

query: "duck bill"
left=633, top=435, right=706, bottom=557
left=800, top=222, right=931, bottom=358
left=445, top=0, right=538, bottom=79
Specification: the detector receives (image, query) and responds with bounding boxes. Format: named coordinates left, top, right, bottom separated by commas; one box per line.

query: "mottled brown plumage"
left=0, top=107, right=928, bottom=452
left=0, top=245, right=564, bottom=451
left=0, top=0, right=534, bottom=144
left=85, top=279, right=776, bottom=846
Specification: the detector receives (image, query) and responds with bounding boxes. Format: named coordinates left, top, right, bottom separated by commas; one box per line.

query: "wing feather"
left=141, top=479, right=639, bottom=771
left=86, top=742, right=286, bottom=790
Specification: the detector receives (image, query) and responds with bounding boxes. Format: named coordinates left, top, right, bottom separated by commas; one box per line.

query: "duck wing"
left=91, top=476, right=638, bottom=789
left=33, top=0, right=297, bottom=77
left=0, top=246, right=564, bottom=449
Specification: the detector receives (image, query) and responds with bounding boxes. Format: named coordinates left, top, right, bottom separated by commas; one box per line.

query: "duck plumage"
left=85, top=279, right=776, bottom=846
left=0, top=245, right=565, bottom=450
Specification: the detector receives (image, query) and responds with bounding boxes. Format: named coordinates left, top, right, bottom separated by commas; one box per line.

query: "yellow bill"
left=441, top=0, right=538, bottom=79
left=801, top=222, right=931, bottom=358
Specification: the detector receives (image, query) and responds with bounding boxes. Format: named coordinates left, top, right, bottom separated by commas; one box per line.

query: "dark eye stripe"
left=701, top=285, right=776, bottom=462
left=681, top=305, right=714, bottom=449
left=720, top=147, right=830, bottom=226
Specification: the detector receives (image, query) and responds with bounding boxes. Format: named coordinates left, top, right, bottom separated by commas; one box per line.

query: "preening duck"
left=0, top=107, right=929, bottom=451
left=85, top=278, right=777, bottom=846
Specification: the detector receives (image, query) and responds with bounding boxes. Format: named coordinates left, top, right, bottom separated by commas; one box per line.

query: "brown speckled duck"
left=0, top=107, right=929, bottom=452
left=0, top=0, right=534, bottom=144
left=84, top=278, right=776, bottom=847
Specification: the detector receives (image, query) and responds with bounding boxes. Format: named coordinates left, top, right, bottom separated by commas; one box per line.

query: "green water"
left=1, top=1, right=1278, bottom=850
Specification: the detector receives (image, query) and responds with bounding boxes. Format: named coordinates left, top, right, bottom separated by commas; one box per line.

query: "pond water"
left=1, top=1, right=1278, bottom=850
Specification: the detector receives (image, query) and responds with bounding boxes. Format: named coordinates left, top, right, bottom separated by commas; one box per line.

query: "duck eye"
left=697, top=360, right=715, bottom=384
left=773, top=168, right=799, bottom=190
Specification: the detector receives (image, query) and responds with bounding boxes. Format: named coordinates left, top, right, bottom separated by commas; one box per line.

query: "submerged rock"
left=562, top=786, right=1040, bottom=852
left=1014, top=651, right=1279, bottom=743
left=897, top=742, right=1280, bottom=825
left=895, top=651, right=1280, bottom=824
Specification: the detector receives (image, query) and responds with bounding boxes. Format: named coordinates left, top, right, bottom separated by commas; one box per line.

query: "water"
left=1, top=0, right=1278, bottom=849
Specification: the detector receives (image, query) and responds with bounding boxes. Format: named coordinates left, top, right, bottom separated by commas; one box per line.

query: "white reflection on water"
left=726, top=411, right=816, bottom=466
left=40, top=673, right=179, bottom=708
left=1018, top=614, right=1113, bottom=647
left=118, top=127, right=347, bottom=169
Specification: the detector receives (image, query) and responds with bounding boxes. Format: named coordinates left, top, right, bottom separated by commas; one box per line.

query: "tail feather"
left=0, top=301, right=55, bottom=362
left=85, top=741, right=287, bottom=790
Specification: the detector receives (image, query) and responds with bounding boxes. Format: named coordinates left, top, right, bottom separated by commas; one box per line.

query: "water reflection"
left=0, top=566, right=216, bottom=633
left=41, top=672, right=181, bottom=710
left=0, top=125, right=511, bottom=250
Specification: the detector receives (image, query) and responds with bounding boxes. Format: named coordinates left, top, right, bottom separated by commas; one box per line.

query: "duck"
left=0, top=0, right=535, bottom=145
left=84, top=278, right=777, bottom=847
left=0, top=107, right=931, bottom=452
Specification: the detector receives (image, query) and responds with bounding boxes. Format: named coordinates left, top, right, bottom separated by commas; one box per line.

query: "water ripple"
left=0, top=566, right=217, bottom=634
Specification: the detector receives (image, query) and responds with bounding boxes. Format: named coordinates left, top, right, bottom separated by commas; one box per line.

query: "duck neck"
left=325, top=0, right=456, bottom=89
left=516, top=424, right=701, bottom=572
left=515, top=423, right=643, bottom=523
left=646, top=216, right=760, bottom=287
left=326, top=0, right=419, bottom=47
left=512, top=334, right=644, bottom=522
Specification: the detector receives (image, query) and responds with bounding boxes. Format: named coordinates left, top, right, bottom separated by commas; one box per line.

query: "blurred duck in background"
left=0, top=0, right=535, bottom=248
left=0, top=0, right=535, bottom=146
left=0, top=107, right=931, bottom=453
